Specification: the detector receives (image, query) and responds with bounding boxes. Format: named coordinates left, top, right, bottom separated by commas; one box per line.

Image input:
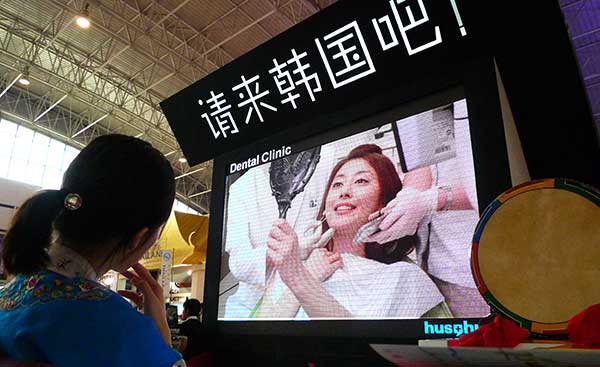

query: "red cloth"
left=568, top=304, right=600, bottom=347
left=447, top=315, right=529, bottom=348
left=186, top=352, right=213, bottom=367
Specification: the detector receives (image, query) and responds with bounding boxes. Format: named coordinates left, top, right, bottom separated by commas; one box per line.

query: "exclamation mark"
left=450, top=0, right=467, bottom=36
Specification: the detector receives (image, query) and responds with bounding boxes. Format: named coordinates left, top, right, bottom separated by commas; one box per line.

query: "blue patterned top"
left=0, top=270, right=181, bottom=367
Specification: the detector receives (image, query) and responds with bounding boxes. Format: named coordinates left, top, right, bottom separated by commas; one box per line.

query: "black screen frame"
left=203, top=56, right=512, bottom=340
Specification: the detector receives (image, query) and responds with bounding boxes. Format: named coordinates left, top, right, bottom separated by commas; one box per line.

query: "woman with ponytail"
left=0, top=135, right=185, bottom=366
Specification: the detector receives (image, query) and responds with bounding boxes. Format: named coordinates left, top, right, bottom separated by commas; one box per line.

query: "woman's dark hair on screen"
left=317, top=144, right=418, bottom=264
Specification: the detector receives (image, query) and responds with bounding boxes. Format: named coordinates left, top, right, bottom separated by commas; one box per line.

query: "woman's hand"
left=267, top=219, right=302, bottom=283
left=266, top=221, right=352, bottom=318
left=305, top=248, right=343, bottom=282
left=118, top=263, right=171, bottom=347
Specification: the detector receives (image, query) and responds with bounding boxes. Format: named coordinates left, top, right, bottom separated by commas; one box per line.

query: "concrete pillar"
left=190, top=263, right=205, bottom=301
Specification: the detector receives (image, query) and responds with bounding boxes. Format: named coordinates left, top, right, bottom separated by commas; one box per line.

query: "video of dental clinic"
left=218, top=99, right=489, bottom=321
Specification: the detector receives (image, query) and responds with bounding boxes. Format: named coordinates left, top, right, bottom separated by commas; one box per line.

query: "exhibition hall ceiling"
left=0, top=0, right=336, bottom=213
left=0, top=1, right=595, bottom=213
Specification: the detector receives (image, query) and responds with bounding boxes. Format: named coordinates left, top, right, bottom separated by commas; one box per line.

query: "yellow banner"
left=140, top=211, right=209, bottom=270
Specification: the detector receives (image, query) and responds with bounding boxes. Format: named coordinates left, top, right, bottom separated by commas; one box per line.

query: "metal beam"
left=48, top=0, right=203, bottom=83
left=0, top=73, right=20, bottom=99
left=0, top=12, right=177, bottom=150
left=0, top=74, right=209, bottom=212
left=149, top=0, right=193, bottom=32
left=72, top=113, right=109, bottom=138
left=202, top=10, right=277, bottom=55
left=34, top=93, right=68, bottom=122
left=107, top=0, right=236, bottom=69
left=188, top=189, right=211, bottom=198
left=175, top=167, right=207, bottom=180
left=572, top=25, right=600, bottom=41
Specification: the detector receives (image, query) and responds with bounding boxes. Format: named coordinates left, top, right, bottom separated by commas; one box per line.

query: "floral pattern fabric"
left=0, top=269, right=182, bottom=367
left=0, top=270, right=111, bottom=311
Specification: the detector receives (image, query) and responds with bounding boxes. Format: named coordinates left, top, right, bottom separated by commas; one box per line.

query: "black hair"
left=1, top=134, right=175, bottom=275
left=183, top=298, right=202, bottom=316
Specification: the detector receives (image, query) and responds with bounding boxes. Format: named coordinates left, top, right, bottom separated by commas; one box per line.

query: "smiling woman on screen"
left=259, top=144, right=450, bottom=319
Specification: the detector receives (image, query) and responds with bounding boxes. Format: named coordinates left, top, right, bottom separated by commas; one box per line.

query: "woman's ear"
left=111, top=227, right=159, bottom=273
left=128, top=227, right=151, bottom=251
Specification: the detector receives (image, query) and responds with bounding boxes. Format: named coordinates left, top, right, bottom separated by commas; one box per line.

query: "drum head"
left=472, top=179, right=600, bottom=335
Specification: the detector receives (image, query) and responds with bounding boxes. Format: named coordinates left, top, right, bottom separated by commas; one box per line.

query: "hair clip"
left=64, top=193, right=82, bottom=211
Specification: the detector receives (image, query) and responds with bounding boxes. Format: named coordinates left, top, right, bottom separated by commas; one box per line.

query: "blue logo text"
left=423, top=320, right=479, bottom=337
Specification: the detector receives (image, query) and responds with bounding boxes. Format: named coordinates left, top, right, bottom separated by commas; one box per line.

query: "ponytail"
left=2, top=190, right=64, bottom=275
left=2, top=134, right=175, bottom=276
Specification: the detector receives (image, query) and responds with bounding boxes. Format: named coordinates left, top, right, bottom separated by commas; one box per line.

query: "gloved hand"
left=365, top=186, right=437, bottom=244
left=299, top=219, right=335, bottom=260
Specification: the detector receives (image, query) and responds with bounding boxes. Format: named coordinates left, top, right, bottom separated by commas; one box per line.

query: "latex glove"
left=304, top=248, right=343, bottom=282
left=366, top=186, right=437, bottom=244
left=299, top=219, right=335, bottom=260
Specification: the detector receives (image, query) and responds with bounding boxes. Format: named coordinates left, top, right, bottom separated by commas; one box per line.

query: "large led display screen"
left=218, top=98, right=489, bottom=321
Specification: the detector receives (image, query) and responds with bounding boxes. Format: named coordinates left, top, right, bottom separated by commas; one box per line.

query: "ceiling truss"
left=0, top=0, right=337, bottom=213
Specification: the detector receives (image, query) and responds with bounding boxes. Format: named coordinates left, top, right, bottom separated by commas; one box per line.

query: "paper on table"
left=417, top=339, right=567, bottom=350
left=371, top=343, right=600, bottom=367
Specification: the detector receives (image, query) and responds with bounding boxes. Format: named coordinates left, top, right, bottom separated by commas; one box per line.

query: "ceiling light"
left=186, top=270, right=192, bottom=276
left=18, top=69, right=30, bottom=86
left=178, top=157, right=187, bottom=163
left=76, top=4, right=91, bottom=29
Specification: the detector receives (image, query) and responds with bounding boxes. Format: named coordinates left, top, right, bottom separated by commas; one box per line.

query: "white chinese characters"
left=315, top=21, right=376, bottom=89
left=232, top=74, right=278, bottom=124
left=199, top=91, right=239, bottom=139
left=197, top=1, right=464, bottom=141
left=372, top=0, right=442, bottom=55
left=269, top=49, right=322, bottom=109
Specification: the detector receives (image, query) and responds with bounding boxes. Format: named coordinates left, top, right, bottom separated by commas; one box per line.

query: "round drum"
left=472, top=178, right=600, bottom=335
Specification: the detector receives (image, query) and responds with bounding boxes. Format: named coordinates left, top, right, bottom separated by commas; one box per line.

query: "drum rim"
left=471, top=178, right=600, bottom=335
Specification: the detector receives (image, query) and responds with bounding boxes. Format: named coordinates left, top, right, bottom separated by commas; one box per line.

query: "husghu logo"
left=423, top=320, right=479, bottom=337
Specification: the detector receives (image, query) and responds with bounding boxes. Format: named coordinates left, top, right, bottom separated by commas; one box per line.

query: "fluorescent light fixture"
left=34, top=94, right=68, bottom=122
left=178, top=157, right=187, bottom=163
left=164, top=150, right=177, bottom=157
left=175, top=167, right=206, bottom=180
left=0, top=73, right=22, bottom=99
left=188, top=189, right=212, bottom=198
left=134, top=132, right=144, bottom=138
left=72, top=113, right=109, bottom=138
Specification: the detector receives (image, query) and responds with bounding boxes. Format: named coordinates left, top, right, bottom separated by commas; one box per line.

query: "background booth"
left=0, top=177, right=39, bottom=284
left=160, top=1, right=600, bottom=365
left=124, top=211, right=209, bottom=314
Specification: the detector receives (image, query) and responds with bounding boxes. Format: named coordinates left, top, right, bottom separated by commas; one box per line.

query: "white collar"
left=185, top=316, right=200, bottom=320
left=47, top=243, right=98, bottom=281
